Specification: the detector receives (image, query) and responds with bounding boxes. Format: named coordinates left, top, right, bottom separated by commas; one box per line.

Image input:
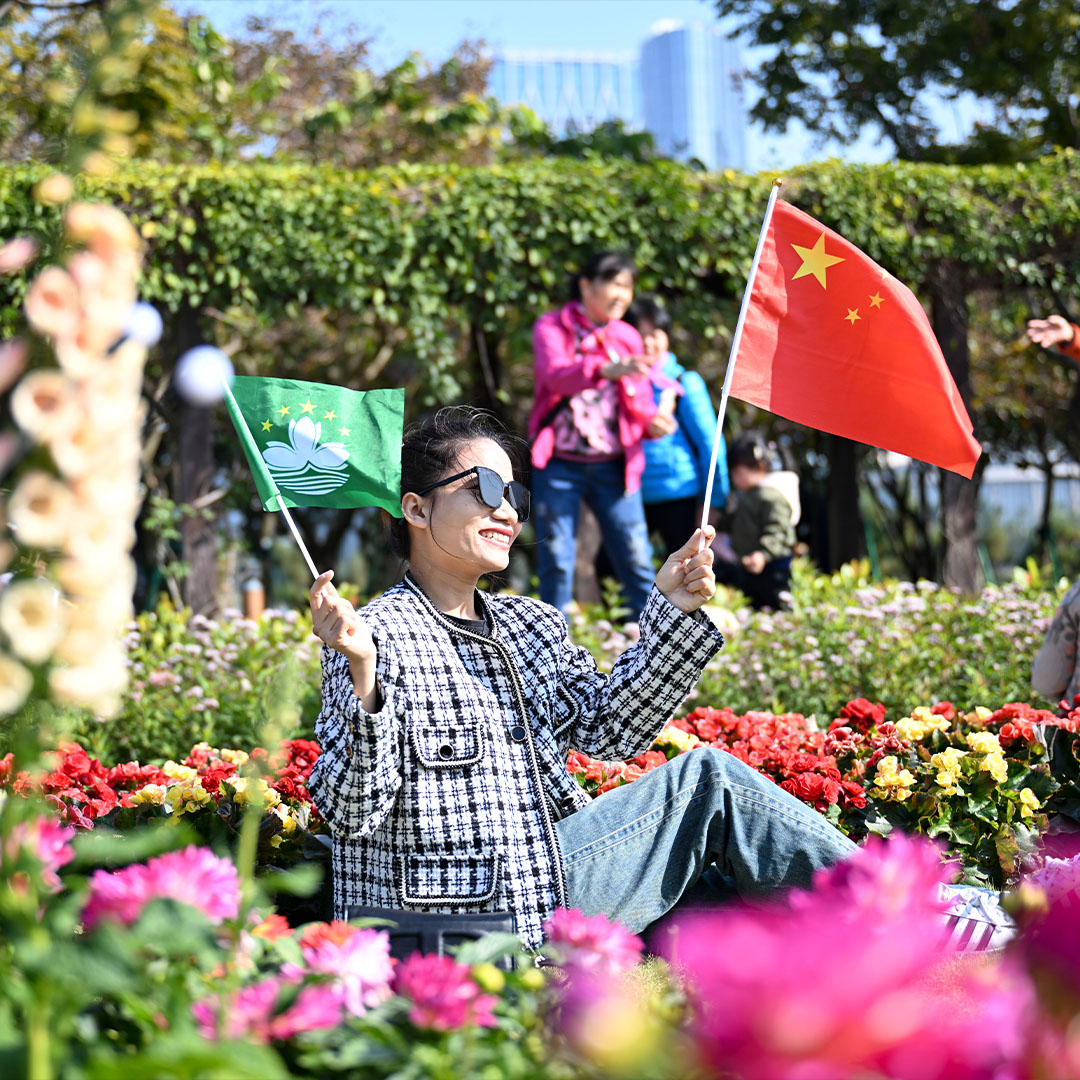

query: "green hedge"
left=2, top=153, right=1079, bottom=402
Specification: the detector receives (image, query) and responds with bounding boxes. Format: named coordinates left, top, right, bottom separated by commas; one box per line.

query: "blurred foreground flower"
left=665, top=834, right=1032, bottom=1080
left=393, top=952, right=499, bottom=1031
left=83, top=845, right=239, bottom=929
left=542, top=907, right=644, bottom=978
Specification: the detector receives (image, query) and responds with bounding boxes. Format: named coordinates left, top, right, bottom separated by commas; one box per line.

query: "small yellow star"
left=790, top=232, right=845, bottom=289
left=300, top=400, right=316, bottom=414
left=260, top=419, right=272, bottom=432
left=339, top=426, right=351, bottom=438
left=868, top=292, right=884, bottom=309
left=844, top=308, right=861, bottom=325
left=323, top=409, right=336, bottom=422
left=277, top=405, right=290, bottom=417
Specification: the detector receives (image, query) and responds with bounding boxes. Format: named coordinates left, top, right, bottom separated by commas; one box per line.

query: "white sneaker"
left=938, top=884, right=1016, bottom=953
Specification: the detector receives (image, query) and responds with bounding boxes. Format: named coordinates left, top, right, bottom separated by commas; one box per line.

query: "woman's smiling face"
left=420, top=438, right=524, bottom=576
left=579, top=269, right=635, bottom=324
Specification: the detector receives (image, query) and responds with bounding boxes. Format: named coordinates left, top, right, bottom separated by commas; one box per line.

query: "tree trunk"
left=926, top=262, right=982, bottom=592
left=176, top=310, right=219, bottom=614
left=825, top=435, right=863, bottom=569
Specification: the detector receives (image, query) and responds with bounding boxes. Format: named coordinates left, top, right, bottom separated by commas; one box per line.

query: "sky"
left=173, top=0, right=978, bottom=171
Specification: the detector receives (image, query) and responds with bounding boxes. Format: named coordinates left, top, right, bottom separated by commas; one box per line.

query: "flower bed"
left=2, top=795, right=1078, bottom=1079
left=569, top=696, right=1080, bottom=887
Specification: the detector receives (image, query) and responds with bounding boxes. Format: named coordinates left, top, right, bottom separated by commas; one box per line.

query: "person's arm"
left=676, top=368, right=729, bottom=508
left=554, top=531, right=724, bottom=761
left=1032, top=584, right=1080, bottom=703
left=306, top=575, right=405, bottom=839
left=532, top=315, right=605, bottom=397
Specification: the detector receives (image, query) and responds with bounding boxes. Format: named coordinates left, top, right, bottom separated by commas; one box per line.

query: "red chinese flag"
left=730, top=199, right=982, bottom=478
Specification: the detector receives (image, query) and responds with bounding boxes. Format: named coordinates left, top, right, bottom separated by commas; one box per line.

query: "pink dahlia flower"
left=300, top=924, right=394, bottom=1016
left=4, top=817, right=76, bottom=892
left=83, top=845, right=239, bottom=929
left=393, top=952, right=498, bottom=1031
left=542, top=907, right=644, bottom=978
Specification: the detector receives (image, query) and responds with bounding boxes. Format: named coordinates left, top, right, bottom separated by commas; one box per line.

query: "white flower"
left=0, top=579, right=65, bottom=663
left=0, top=653, right=32, bottom=715
left=24, top=266, right=81, bottom=340
left=8, top=471, right=74, bottom=549
left=10, top=370, right=79, bottom=442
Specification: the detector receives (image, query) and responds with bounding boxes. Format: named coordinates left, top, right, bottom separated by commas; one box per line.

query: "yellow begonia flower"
left=129, top=783, right=168, bottom=806
left=220, top=748, right=250, bottom=767
left=165, top=779, right=212, bottom=815
left=930, top=747, right=968, bottom=771
left=971, top=707, right=994, bottom=723
left=979, top=753, right=1009, bottom=784
left=895, top=712, right=950, bottom=741
left=161, top=761, right=197, bottom=781
left=872, top=755, right=916, bottom=801
left=934, top=771, right=964, bottom=795
left=229, top=776, right=281, bottom=809
left=654, top=726, right=701, bottom=753
left=1018, top=788, right=1041, bottom=818
left=965, top=732, right=1003, bottom=755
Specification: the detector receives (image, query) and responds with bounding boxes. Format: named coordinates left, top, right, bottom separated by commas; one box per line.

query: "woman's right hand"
left=309, top=570, right=375, bottom=664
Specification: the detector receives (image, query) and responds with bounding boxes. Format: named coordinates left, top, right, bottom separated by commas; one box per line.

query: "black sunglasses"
left=417, top=466, right=531, bottom=523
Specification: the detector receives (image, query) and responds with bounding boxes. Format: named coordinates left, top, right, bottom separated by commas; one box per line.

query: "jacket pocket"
left=408, top=722, right=486, bottom=769
left=399, top=852, right=502, bottom=907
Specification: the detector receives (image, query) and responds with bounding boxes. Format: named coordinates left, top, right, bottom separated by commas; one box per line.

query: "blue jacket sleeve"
left=676, top=368, right=729, bottom=507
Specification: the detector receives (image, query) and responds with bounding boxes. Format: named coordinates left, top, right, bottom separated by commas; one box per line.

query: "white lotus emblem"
left=262, top=416, right=349, bottom=495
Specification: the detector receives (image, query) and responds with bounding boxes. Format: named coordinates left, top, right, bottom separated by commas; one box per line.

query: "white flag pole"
left=275, top=495, right=320, bottom=580
left=698, top=177, right=784, bottom=550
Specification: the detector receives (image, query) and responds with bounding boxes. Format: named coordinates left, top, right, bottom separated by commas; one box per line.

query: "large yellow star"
left=260, top=419, right=272, bottom=432
left=277, top=405, right=290, bottom=417
left=791, top=232, right=845, bottom=289
left=339, top=426, right=351, bottom=438
left=300, top=400, right=316, bottom=414
left=869, top=292, right=884, bottom=309
left=323, top=409, right=336, bottom=422
left=844, top=308, right=861, bottom=325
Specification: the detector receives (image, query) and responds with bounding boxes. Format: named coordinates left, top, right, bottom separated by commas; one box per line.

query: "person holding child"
left=304, top=406, right=859, bottom=952
left=527, top=251, right=659, bottom=623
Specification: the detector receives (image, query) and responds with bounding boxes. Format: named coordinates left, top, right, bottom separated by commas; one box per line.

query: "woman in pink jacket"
left=528, top=252, right=658, bottom=623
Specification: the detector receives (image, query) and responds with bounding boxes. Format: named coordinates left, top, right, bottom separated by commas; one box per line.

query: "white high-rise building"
left=639, top=21, right=746, bottom=171
left=490, top=50, right=638, bottom=134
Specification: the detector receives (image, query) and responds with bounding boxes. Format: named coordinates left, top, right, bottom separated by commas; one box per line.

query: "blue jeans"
left=555, top=748, right=857, bottom=935
left=532, top=457, right=655, bottom=622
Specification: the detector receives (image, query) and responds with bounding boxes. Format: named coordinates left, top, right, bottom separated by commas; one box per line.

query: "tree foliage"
left=715, top=0, right=1080, bottom=163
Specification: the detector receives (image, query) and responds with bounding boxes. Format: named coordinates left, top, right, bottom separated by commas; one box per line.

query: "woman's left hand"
left=655, top=527, right=716, bottom=613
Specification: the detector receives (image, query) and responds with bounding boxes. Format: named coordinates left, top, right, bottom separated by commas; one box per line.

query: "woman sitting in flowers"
left=306, top=406, right=856, bottom=951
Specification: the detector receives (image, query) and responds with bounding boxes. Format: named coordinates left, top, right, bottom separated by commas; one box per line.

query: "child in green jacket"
left=713, top=431, right=795, bottom=610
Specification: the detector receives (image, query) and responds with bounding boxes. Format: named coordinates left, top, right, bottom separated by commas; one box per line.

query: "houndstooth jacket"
left=308, top=573, right=725, bottom=949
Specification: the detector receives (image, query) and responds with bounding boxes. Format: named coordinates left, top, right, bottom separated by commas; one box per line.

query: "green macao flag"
left=224, top=376, right=404, bottom=516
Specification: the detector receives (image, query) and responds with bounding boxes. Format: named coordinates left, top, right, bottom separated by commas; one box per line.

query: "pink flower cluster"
left=2, top=816, right=76, bottom=892
left=393, top=952, right=499, bottom=1031
left=82, top=846, right=239, bottom=929
left=542, top=907, right=644, bottom=978
left=665, top=834, right=1032, bottom=1080
left=195, top=921, right=395, bottom=1042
